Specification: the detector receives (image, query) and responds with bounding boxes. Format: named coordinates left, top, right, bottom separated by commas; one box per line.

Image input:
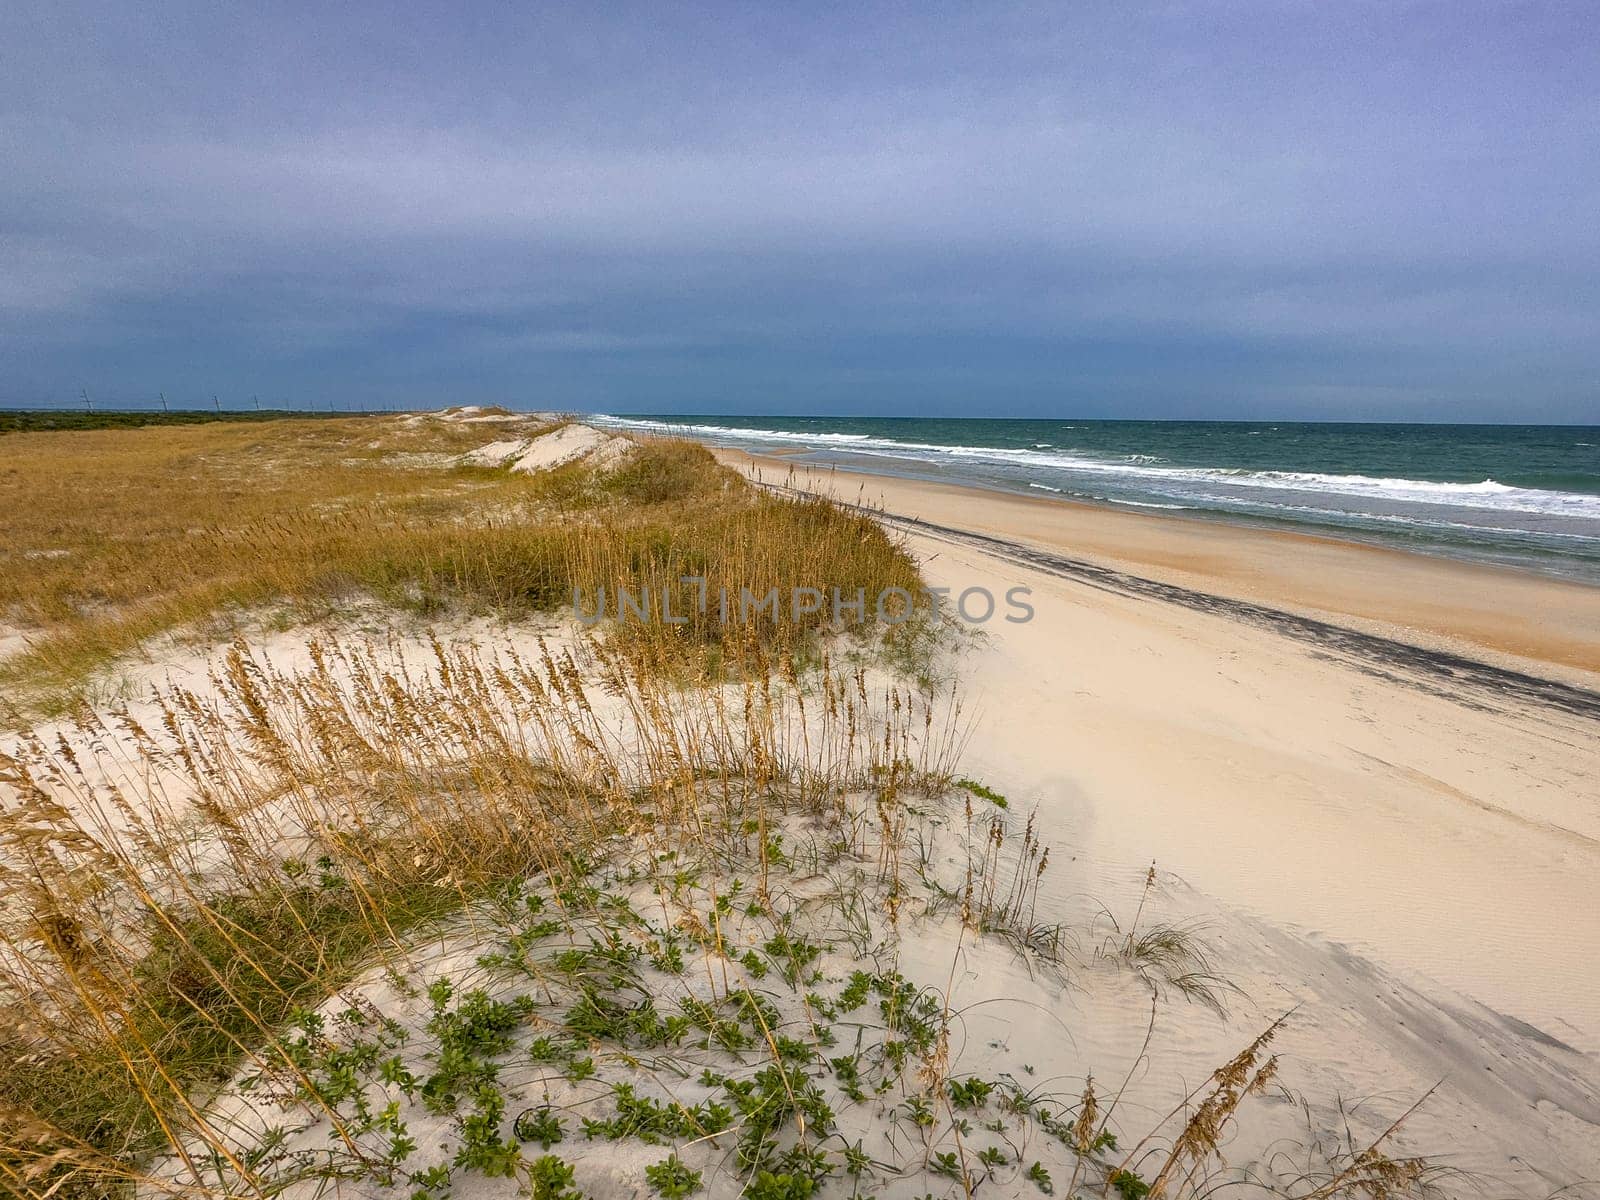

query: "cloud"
left=2, top=1, right=1597, bottom=418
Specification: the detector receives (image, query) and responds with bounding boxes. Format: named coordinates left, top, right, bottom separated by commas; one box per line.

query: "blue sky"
left=3, top=1, right=1598, bottom=421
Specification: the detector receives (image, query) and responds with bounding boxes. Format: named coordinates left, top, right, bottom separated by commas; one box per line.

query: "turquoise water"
left=594, top=415, right=1600, bottom=583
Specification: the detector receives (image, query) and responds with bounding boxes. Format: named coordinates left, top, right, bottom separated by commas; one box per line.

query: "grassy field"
left=0, top=413, right=920, bottom=714
left=0, top=409, right=360, bottom=436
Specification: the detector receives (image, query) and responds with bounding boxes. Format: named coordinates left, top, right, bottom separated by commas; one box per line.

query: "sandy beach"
left=713, top=448, right=1600, bottom=1121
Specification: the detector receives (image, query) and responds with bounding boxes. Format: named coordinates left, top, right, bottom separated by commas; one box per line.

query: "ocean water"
left=592, top=415, right=1600, bottom=584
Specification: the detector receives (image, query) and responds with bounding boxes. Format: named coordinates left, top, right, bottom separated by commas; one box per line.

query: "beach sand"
left=714, top=448, right=1600, bottom=1080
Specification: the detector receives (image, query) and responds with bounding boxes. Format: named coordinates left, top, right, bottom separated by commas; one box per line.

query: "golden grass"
left=0, top=631, right=954, bottom=1197
left=0, top=416, right=920, bottom=713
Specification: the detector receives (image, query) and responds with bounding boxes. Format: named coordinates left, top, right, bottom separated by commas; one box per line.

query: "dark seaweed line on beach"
left=871, top=508, right=1600, bottom=724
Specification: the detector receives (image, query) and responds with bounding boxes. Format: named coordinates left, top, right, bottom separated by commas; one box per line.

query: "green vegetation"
left=954, top=776, right=1008, bottom=808
left=0, top=408, right=355, bottom=435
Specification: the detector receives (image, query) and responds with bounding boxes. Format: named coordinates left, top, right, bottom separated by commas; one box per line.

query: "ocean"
left=592, top=415, right=1600, bottom=584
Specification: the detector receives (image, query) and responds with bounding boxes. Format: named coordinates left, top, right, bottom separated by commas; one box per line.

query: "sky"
left=2, top=1, right=1598, bottom=422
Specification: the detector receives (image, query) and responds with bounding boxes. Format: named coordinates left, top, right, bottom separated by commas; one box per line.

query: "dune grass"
left=0, top=631, right=952, bottom=1194
left=0, top=415, right=920, bottom=714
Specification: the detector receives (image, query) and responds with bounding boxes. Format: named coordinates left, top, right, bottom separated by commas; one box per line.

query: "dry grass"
left=0, top=632, right=1437, bottom=1200
left=0, top=630, right=955, bottom=1197
left=0, top=416, right=920, bottom=714
left=0, top=415, right=1444, bottom=1200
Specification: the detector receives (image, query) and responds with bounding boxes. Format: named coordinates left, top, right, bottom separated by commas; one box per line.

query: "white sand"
left=461, top=437, right=535, bottom=467
left=433, top=405, right=529, bottom=423
left=909, top=527, right=1600, bottom=1024
left=458, top=424, right=632, bottom=473
left=730, top=455, right=1600, bottom=1041
left=508, top=423, right=630, bottom=472
left=14, top=598, right=1599, bottom=1191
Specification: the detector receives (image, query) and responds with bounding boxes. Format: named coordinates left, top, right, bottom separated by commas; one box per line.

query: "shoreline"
left=713, top=446, right=1600, bottom=687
